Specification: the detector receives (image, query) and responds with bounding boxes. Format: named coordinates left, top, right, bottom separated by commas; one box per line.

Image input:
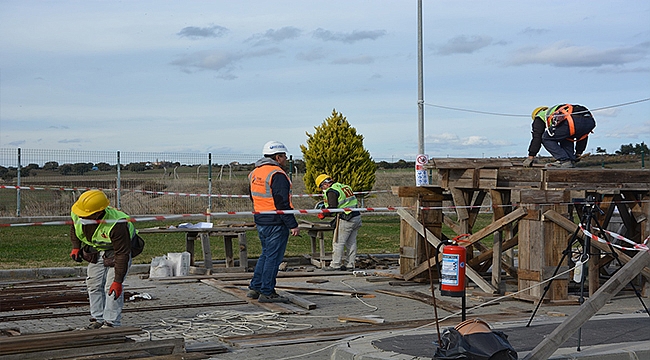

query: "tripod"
left=526, top=195, right=649, bottom=349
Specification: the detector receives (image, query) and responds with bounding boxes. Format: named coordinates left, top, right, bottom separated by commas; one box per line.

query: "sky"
left=0, top=0, right=649, bottom=162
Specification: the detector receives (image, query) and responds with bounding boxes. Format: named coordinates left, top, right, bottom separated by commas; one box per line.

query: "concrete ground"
left=1, top=264, right=649, bottom=360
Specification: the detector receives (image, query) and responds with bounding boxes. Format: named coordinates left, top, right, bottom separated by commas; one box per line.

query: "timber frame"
left=395, top=158, right=650, bottom=302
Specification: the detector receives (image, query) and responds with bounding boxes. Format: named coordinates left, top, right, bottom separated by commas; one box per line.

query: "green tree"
left=301, top=109, right=376, bottom=196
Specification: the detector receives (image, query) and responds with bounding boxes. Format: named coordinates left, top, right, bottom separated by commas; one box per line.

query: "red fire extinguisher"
left=438, top=236, right=467, bottom=297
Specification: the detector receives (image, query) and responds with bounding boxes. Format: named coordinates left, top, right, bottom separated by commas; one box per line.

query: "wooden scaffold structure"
left=395, top=158, right=650, bottom=302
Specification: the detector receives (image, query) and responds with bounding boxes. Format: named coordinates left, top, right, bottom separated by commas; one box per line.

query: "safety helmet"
left=72, top=189, right=109, bottom=217
left=531, top=106, right=549, bottom=120
left=315, top=174, right=332, bottom=188
left=262, top=141, right=288, bottom=156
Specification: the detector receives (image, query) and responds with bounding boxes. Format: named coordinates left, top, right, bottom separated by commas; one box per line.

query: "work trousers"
left=542, top=114, right=595, bottom=162
left=329, top=215, right=362, bottom=269
left=249, top=224, right=289, bottom=296
left=86, top=251, right=131, bottom=326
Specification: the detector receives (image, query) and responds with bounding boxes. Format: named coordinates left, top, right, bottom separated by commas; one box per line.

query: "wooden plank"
left=337, top=315, right=385, bottom=324
left=544, top=169, right=650, bottom=190
left=426, top=158, right=514, bottom=169
left=200, top=279, right=305, bottom=314
left=442, top=169, right=498, bottom=189
left=523, top=250, right=650, bottom=360
left=1, top=338, right=186, bottom=360
left=397, top=209, right=496, bottom=293
left=393, top=186, right=444, bottom=199
left=518, top=189, right=569, bottom=204
left=496, top=168, right=542, bottom=188
left=279, top=292, right=317, bottom=310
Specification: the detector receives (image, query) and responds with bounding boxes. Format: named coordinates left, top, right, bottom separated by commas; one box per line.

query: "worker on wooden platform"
left=524, top=104, right=595, bottom=168
left=69, top=189, right=144, bottom=329
left=247, top=141, right=300, bottom=303
left=315, top=174, right=362, bottom=271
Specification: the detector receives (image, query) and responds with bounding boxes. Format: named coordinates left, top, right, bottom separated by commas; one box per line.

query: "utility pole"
left=417, top=0, right=424, bottom=155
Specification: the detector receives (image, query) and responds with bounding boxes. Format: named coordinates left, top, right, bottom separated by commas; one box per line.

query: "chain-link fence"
left=1, top=148, right=405, bottom=219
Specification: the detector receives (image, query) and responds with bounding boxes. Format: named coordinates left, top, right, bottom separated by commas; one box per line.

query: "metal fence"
left=0, top=148, right=268, bottom=217
left=1, top=148, right=405, bottom=219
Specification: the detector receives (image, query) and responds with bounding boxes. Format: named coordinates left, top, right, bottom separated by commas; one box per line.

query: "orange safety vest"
left=546, top=104, right=589, bottom=142
left=248, top=165, right=293, bottom=212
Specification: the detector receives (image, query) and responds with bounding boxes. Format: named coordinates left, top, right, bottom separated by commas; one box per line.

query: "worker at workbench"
left=523, top=104, right=595, bottom=168
left=69, top=189, right=143, bottom=329
left=247, top=141, right=300, bottom=303
left=315, top=174, right=362, bottom=271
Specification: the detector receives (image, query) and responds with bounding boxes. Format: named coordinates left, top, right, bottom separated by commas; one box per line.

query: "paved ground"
left=1, top=264, right=649, bottom=359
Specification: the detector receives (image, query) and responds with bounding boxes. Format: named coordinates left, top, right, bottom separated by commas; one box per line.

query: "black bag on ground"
left=131, top=233, right=145, bottom=257
left=434, top=328, right=518, bottom=360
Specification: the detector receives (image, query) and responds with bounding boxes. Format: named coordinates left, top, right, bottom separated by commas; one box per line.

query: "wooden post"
left=200, top=232, right=213, bottom=271
left=238, top=232, right=248, bottom=271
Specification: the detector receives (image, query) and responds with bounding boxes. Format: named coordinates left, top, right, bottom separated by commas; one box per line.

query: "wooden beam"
left=397, top=209, right=496, bottom=293
left=523, top=250, right=650, bottom=360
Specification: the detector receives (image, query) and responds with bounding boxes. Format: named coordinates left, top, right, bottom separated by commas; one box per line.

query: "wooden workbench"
left=298, top=221, right=335, bottom=268
left=139, top=225, right=255, bottom=273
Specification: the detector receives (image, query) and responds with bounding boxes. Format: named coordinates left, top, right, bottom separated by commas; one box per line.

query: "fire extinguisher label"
left=441, top=253, right=460, bottom=286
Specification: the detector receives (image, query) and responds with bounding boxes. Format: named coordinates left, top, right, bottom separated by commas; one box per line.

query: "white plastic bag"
left=149, top=255, right=173, bottom=278
left=167, top=252, right=191, bottom=276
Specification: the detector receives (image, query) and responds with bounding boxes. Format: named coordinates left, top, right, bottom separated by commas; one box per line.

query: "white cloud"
left=435, top=35, right=494, bottom=55
left=510, top=41, right=649, bottom=67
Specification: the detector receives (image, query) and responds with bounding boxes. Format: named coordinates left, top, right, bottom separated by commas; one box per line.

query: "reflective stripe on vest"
left=72, top=207, right=136, bottom=251
left=323, top=182, right=358, bottom=214
left=248, top=165, right=293, bottom=212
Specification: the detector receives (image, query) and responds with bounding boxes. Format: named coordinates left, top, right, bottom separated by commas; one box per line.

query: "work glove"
left=108, top=282, right=122, bottom=300
left=70, top=248, right=83, bottom=262
left=522, top=157, right=534, bottom=167
left=317, top=213, right=326, bottom=220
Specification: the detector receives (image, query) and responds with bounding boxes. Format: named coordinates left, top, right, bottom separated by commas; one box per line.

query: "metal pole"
left=417, top=0, right=425, bottom=155
left=208, top=153, right=212, bottom=216
left=16, top=148, right=21, bottom=217
left=642, top=141, right=645, bottom=169
left=116, top=151, right=121, bottom=209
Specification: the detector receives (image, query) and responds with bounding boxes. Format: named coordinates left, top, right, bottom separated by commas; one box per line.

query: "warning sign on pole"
left=415, top=154, right=429, bottom=186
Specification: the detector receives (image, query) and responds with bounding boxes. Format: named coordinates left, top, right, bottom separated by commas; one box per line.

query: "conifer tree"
left=301, top=109, right=376, bottom=196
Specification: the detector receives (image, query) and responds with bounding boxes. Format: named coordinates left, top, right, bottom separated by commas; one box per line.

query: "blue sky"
left=1, top=0, right=649, bottom=161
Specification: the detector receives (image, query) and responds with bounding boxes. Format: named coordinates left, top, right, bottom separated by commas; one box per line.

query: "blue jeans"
left=249, top=225, right=289, bottom=296
left=542, top=116, right=595, bottom=161
left=86, top=251, right=131, bottom=326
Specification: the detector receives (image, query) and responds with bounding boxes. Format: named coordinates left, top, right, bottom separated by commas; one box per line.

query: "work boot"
left=258, top=292, right=290, bottom=303
left=246, top=289, right=260, bottom=299
left=100, top=322, right=114, bottom=329
left=322, top=266, right=338, bottom=271
left=545, top=160, right=575, bottom=168
left=82, top=319, right=104, bottom=330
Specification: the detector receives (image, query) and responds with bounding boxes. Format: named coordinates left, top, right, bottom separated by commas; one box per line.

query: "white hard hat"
left=262, top=141, right=288, bottom=156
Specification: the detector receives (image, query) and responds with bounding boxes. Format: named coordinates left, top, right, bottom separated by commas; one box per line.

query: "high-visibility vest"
left=323, top=182, right=358, bottom=214
left=248, top=165, right=293, bottom=212
left=71, top=207, right=136, bottom=251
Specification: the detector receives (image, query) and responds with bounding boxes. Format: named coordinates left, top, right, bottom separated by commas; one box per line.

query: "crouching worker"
left=70, top=189, right=143, bottom=329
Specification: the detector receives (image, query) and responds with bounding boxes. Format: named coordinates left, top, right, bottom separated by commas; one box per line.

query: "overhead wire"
left=423, top=97, right=650, bottom=118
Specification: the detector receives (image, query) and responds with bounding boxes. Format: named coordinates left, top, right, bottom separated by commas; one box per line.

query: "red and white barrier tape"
left=0, top=207, right=401, bottom=227
left=579, top=224, right=649, bottom=252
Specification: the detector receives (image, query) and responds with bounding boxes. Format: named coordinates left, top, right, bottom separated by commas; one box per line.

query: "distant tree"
left=616, top=142, right=648, bottom=155
left=72, top=163, right=93, bottom=175
left=596, top=147, right=607, bottom=154
left=59, top=164, right=73, bottom=175
left=95, top=162, right=113, bottom=171
left=634, top=142, right=649, bottom=155
left=301, top=109, right=376, bottom=195
left=126, top=162, right=148, bottom=172
left=43, top=161, right=59, bottom=171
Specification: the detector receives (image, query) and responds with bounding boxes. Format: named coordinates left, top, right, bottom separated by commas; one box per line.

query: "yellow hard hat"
left=315, top=174, right=331, bottom=188
left=531, top=106, right=548, bottom=120
left=72, top=190, right=109, bottom=217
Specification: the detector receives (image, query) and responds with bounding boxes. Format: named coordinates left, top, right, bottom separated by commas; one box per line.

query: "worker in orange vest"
left=247, top=141, right=300, bottom=303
